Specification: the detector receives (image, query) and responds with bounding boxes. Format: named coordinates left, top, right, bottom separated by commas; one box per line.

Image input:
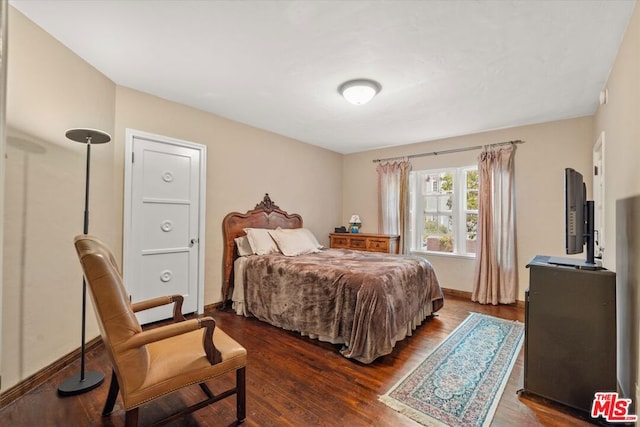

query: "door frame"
left=593, top=131, right=605, bottom=261
left=123, top=128, right=206, bottom=316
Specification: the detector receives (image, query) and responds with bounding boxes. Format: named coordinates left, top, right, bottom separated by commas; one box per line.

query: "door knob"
left=189, top=238, right=199, bottom=247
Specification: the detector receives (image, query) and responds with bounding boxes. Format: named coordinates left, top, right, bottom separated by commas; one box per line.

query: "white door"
left=593, top=132, right=605, bottom=260
left=124, top=129, right=206, bottom=324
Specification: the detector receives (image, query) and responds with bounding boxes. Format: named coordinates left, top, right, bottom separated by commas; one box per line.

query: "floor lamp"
left=58, top=128, right=111, bottom=396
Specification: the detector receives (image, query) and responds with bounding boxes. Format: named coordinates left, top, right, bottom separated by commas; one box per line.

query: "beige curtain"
left=377, top=161, right=411, bottom=253
left=472, top=144, right=518, bottom=304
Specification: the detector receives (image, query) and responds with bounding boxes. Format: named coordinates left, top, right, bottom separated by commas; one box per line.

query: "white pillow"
left=243, top=228, right=280, bottom=255
left=234, top=236, right=253, bottom=257
left=300, top=228, right=323, bottom=249
left=269, top=228, right=320, bottom=256
left=273, top=227, right=323, bottom=248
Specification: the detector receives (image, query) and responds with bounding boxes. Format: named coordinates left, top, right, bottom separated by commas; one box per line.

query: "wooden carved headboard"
left=221, top=194, right=303, bottom=303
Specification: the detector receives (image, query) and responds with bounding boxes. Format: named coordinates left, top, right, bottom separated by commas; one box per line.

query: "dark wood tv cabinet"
left=522, top=255, right=616, bottom=414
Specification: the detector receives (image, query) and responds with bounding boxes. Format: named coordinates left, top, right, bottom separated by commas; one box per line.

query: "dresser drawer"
left=367, top=238, right=389, bottom=252
left=349, top=237, right=367, bottom=249
left=330, top=235, right=349, bottom=248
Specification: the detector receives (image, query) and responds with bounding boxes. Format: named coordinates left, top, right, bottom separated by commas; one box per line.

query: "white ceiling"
left=9, top=0, right=636, bottom=154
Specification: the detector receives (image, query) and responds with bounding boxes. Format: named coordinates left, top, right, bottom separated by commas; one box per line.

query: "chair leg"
left=102, top=370, right=120, bottom=416
left=237, top=367, right=246, bottom=422
left=199, top=382, right=214, bottom=399
left=125, top=407, right=139, bottom=427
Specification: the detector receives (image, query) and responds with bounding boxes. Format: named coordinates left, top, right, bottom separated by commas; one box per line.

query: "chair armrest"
left=199, top=318, right=223, bottom=364
left=131, top=294, right=186, bottom=322
left=118, top=317, right=222, bottom=365
left=119, top=318, right=201, bottom=350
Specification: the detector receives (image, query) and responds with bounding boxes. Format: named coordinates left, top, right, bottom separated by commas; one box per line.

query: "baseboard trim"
left=0, top=336, right=103, bottom=407
left=204, top=302, right=222, bottom=312
left=442, top=287, right=525, bottom=309
left=442, top=288, right=472, bottom=300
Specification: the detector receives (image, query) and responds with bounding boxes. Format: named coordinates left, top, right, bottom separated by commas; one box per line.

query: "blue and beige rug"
left=379, top=313, right=524, bottom=427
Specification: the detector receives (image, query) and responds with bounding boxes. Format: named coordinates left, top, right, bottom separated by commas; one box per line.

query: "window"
left=409, top=166, right=478, bottom=256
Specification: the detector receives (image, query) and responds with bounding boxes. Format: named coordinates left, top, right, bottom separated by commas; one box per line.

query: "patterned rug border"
left=379, top=312, right=524, bottom=427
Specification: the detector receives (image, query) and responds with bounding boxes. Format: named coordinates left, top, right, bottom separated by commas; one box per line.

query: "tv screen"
left=563, top=167, right=596, bottom=266
left=565, top=168, right=585, bottom=255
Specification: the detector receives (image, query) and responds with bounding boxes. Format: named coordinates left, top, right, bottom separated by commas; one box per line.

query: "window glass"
left=410, top=166, right=478, bottom=256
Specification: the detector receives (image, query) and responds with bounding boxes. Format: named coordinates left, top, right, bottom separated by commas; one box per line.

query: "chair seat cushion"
left=123, top=327, right=247, bottom=409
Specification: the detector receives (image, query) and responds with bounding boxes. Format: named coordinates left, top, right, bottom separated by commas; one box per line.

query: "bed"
left=222, top=194, right=444, bottom=363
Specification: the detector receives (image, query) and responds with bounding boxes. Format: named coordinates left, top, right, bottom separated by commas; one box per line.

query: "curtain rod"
left=372, top=139, right=525, bottom=163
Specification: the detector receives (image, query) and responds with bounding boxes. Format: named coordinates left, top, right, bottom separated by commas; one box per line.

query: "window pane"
left=423, top=215, right=453, bottom=252
left=466, top=213, right=478, bottom=238
left=466, top=190, right=478, bottom=210
left=465, top=213, right=478, bottom=254
left=423, top=171, right=454, bottom=195
left=421, top=176, right=429, bottom=194
left=424, top=215, right=452, bottom=234
left=424, top=215, right=441, bottom=234
left=465, top=169, right=479, bottom=211
left=424, top=234, right=454, bottom=252
left=425, top=196, right=437, bottom=212
left=440, top=172, right=454, bottom=193
left=466, top=170, right=479, bottom=190
left=464, top=237, right=477, bottom=254
left=423, top=173, right=441, bottom=194
left=438, top=194, right=453, bottom=212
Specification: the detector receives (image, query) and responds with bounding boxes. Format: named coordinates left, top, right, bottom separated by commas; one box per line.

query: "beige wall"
left=3, top=7, right=117, bottom=390
left=593, top=2, right=640, bottom=405
left=114, top=86, right=343, bottom=307
left=343, top=117, right=594, bottom=301
left=2, top=7, right=342, bottom=391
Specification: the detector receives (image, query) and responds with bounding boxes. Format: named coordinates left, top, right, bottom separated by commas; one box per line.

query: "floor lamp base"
left=57, top=371, right=105, bottom=396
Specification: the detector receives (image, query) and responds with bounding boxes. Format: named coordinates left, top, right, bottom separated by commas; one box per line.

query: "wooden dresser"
left=329, top=233, right=400, bottom=254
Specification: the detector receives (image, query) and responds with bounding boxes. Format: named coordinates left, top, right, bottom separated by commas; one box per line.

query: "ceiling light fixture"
left=338, top=79, right=382, bottom=105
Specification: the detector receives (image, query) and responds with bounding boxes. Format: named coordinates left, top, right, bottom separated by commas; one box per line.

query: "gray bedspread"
left=238, top=248, right=443, bottom=363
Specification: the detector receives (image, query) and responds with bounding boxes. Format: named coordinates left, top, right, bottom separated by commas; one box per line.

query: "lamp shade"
left=339, top=79, right=381, bottom=105
left=349, top=214, right=361, bottom=224
left=65, top=128, right=111, bottom=144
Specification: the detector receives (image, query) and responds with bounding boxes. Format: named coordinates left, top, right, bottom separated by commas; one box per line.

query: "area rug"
left=379, top=312, right=524, bottom=427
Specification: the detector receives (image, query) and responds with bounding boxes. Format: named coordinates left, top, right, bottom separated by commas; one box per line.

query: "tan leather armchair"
left=73, top=235, right=247, bottom=426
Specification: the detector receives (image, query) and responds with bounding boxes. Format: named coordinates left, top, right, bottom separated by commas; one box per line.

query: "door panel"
left=140, top=251, right=191, bottom=320
left=142, top=149, right=191, bottom=201
left=124, top=131, right=205, bottom=324
left=142, top=203, right=190, bottom=249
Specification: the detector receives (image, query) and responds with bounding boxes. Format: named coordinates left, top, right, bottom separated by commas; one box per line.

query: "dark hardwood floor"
left=0, top=294, right=595, bottom=426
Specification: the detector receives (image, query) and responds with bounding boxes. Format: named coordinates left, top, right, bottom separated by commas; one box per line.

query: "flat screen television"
left=564, top=168, right=596, bottom=266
